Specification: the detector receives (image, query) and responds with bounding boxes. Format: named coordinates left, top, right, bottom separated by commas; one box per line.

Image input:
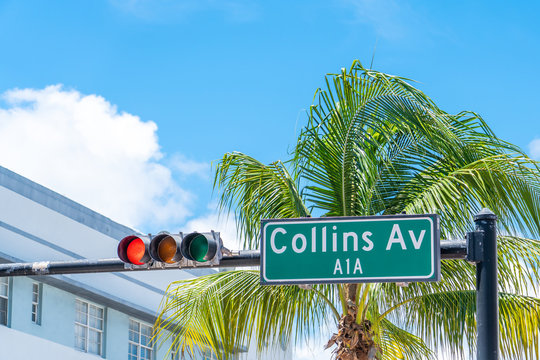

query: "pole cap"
left=474, top=208, right=498, bottom=221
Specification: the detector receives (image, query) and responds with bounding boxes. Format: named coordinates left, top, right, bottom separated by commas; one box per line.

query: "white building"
left=0, top=165, right=291, bottom=360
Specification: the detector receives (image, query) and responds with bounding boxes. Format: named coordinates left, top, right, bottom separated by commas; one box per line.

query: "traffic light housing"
left=118, top=231, right=222, bottom=267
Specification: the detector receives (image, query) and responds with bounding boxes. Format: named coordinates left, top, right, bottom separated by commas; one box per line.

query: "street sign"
left=260, top=214, right=440, bottom=285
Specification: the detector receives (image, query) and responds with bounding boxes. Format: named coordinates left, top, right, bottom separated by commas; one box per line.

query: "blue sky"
left=0, top=0, right=539, bottom=240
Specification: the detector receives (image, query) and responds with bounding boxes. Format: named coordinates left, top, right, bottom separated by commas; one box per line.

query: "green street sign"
left=260, top=215, right=440, bottom=285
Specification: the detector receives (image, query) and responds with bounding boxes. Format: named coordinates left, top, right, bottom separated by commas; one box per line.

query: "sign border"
left=260, top=214, right=440, bottom=285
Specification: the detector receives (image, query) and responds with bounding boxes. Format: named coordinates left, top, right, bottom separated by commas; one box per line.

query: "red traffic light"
left=118, top=235, right=151, bottom=265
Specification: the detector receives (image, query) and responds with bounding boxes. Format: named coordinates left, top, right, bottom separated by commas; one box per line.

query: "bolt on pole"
left=474, top=208, right=499, bottom=360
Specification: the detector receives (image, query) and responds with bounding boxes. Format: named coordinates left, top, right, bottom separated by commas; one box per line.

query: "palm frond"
left=498, top=236, right=540, bottom=295
left=378, top=319, right=435, bottom=360
left=401, top=153, right=540, bottom=239
left=295, top=63, right=490, bottom=219
left=377, top=236, right=540, bottom=315
left=214, top=152, right=309, bottom=248
left=384, top=290, right=540, bottom=359
left=155, top=270, right=335, bottom=360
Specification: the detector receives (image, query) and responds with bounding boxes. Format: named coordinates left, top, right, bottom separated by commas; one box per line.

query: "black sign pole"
left=474, top=208, right=499, bottom=360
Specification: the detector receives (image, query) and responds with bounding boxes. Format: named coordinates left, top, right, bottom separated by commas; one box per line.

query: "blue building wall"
left=4, top=276, right=177, bottom=360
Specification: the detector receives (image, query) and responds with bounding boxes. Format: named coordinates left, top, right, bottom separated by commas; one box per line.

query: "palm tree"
left=155, top=61, right=540, bottom=360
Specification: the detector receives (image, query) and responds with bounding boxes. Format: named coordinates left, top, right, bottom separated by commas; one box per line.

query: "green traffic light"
left=189, top=234, right=209, bottom=262
left=180, top=232, right=218, bottom=262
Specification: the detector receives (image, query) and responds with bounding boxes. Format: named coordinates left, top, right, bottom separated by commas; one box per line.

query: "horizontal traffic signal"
left=118, top=231, right=222, bottom=266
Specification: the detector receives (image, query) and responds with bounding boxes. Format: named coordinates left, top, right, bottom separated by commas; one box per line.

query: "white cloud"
left=529, top=138, right=540, bottom=159
left=168, top=153, right=210, bottom=178
left=0, top=85, right=193, bottom=229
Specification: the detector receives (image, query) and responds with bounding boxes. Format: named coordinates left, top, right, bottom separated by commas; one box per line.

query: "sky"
left=0, top=1, right=539, bottom=358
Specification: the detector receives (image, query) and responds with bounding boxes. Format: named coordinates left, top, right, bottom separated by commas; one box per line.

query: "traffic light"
left=150, top=233, right=183, bottom=264
left=117, top=235, right=151, bottom=265
left=117, top=231, right=222, bottom=267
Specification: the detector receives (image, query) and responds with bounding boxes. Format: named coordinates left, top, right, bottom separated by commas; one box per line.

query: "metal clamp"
left=466, top=230, right=484, bottom=263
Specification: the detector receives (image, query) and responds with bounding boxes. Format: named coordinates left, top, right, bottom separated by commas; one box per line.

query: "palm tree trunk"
left=327, top=284, right=378, bottom=360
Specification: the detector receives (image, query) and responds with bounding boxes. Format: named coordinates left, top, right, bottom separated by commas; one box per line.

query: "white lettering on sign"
left=343, top=232, right=358, bottom=252
left=332, top=226, right=338, bottom=252
left=354, top=258, right=363, bottom=274
left=270, top=227, right=287, bottom=254
left=343, top=231, right=374, bottom=252
left=311, top=227, right=316, bottom=252
left=386, top=224, right=406, bottom=250
left=333, top=258, right=363, bottom=275
left=268, top=223, right=428, bottom=255
left=333, top=259, right=342, bottom=275
left=361, top=231, right=373, bottom=251
left=322, top=226, right=327, bottom=252
left=292, top=234, right=307, bottom=253
left=409, top=230, right=426, bottom=249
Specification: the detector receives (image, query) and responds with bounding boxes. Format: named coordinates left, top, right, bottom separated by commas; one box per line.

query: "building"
left=0, top=165, right=291, bottom=360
